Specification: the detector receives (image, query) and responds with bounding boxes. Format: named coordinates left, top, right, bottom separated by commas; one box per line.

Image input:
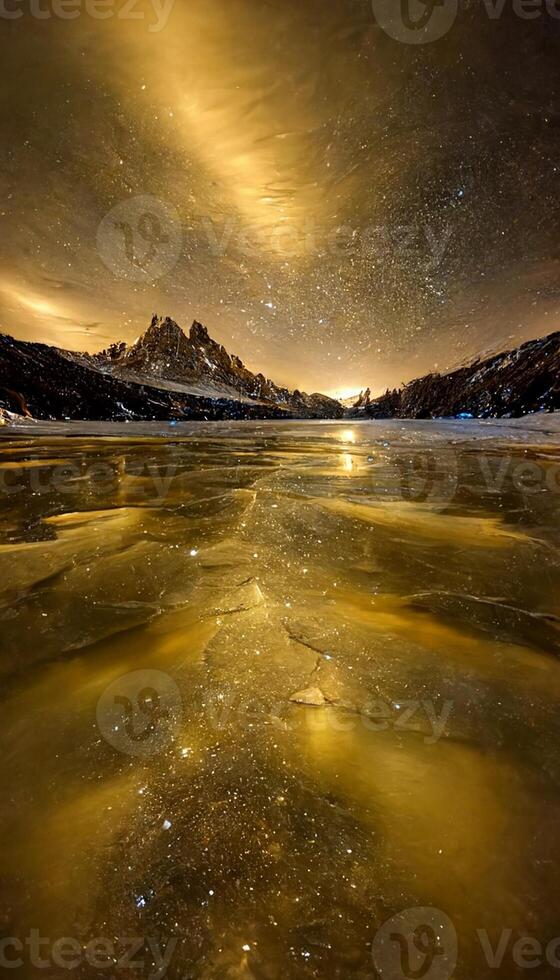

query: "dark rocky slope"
left=350, top=331, right=560, bottom=420
left=0, top=317, right=343, bottom=422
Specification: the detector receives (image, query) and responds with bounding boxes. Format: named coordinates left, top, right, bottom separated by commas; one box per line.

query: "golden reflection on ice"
left=1, top=421, right=560, bottom=979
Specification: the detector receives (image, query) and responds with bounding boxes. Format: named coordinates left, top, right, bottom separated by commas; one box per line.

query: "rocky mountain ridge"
left=0, top=317, right=343, bottom=422
left=94, top=316, right=342, bottom=418
left=2, top=317, right=559, bottom=425
left=349, top=331, right=560, bottom=420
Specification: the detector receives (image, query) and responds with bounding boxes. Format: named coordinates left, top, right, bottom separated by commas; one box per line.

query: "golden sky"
left=1, top=0, right=559, bottom=395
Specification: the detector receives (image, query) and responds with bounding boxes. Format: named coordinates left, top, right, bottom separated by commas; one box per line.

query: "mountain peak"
left=94, top=314, right=343, bottom=418
left=189, top=320, right=210, bottom=345
left=143, top=315, right=187, bottom=350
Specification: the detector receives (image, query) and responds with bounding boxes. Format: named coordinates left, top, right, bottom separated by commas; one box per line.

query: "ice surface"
left=1, top=418, right=560, bottom=978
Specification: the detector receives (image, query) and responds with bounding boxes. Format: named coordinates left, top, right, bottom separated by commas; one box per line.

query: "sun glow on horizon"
left=327, top=388, right=363, bottom=402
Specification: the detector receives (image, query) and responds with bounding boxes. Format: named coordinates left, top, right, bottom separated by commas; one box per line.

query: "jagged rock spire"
left=94, top=315, right=344, bottom=418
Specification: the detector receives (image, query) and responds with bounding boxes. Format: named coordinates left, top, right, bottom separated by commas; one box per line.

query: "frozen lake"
left=1, top=417, right=560, bottom=978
